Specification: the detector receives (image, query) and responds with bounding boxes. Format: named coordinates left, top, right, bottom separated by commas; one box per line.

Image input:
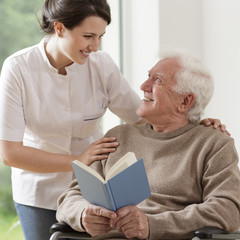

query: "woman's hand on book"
left=76, top=137, right=119, bottom=166
left=82, top=205, right=117, bottom=236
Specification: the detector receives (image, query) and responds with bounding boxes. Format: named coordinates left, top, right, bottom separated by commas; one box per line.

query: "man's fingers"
left=98, top=207, right=117, bottom=219
left=86, top=205, right=116, bottom=219
left=111, top=206, right=132, bottom=228
left=82, top=206, right=117, bottom=236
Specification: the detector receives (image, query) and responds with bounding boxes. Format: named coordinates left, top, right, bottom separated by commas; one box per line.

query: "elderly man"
left=56, top=51, right=240, bottom=240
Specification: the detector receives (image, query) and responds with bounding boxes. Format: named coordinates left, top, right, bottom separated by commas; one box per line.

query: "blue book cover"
left=72, top=152, right=151, bottom=211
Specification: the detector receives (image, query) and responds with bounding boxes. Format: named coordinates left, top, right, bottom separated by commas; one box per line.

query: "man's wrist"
left=80, top=208, right=86, bottom=231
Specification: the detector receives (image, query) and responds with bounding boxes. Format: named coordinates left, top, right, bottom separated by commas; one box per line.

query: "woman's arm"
left=0, top=137, right=118, bottom=173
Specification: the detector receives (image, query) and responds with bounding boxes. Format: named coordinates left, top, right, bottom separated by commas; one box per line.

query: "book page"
left=72, top=160, right=105, bottom=183
left=106, top=152, right=137, bottom=181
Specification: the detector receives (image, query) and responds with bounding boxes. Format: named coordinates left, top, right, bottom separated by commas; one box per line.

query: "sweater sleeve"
left=147, top=139, right=240, bottom=240
left=56, top=179, right=88, bottom=231
left=56, top=161, right=106, bottom=231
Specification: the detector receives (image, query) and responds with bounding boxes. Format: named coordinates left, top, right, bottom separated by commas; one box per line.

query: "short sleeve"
left=98, top=52, right=141, bottom=124
left=0, top=58, right=25, bottom=141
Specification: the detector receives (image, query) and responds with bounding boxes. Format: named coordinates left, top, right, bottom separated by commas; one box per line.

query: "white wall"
left=159, top=0, right=203, bottom=57
left=202, top=0, right=240, bottom=159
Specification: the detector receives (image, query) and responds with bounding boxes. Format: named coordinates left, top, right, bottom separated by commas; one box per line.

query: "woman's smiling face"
left=58, top=16, right=108, bottom=65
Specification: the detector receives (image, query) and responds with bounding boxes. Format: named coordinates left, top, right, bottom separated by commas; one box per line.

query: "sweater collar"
left=140, top=122, right=197, bottom=139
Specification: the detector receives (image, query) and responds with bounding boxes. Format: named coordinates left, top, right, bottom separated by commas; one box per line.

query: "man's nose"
left=140, top=79, right=152, bottom=92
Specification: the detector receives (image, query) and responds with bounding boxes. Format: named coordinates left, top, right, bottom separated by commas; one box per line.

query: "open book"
left=72, top=152, right=151, bottom=211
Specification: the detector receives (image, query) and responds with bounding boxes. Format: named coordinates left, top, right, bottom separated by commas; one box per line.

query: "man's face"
left=136, top=58, right=182, bottom=124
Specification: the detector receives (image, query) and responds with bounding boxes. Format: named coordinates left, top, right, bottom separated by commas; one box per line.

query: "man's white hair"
left=160, top=50, right=214, bottom=123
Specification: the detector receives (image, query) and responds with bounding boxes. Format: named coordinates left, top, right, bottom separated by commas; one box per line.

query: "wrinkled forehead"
left=147, top=71, right=167, bottom=79
left=149, top=58, right=180, bottom=81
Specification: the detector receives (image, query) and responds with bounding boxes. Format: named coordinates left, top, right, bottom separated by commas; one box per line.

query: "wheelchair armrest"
left=194, top=226, right=240, bottom=239
left=50, top=222, right=76, bottom=233
left=195, top=226, right=228, bottom=237
left=49, top=222, right=91, bottom=239
left=50, top=222, right=92, bottom=240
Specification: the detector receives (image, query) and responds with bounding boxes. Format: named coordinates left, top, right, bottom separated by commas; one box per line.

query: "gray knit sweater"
left=57, top=123, right=240, bottom=240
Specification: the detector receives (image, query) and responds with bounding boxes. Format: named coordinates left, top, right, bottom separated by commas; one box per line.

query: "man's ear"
left=178, top=93, right=196, bottom=113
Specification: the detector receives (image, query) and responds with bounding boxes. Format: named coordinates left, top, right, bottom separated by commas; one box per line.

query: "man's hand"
left=82, top=205, right=117, bottom=236
left=110, top=206, right=149, bottom=239
left=200, top=118, right=230, bottom=136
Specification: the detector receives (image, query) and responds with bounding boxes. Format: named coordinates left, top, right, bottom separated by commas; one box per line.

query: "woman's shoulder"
left=90, top=50, right=111, bottom=58
left=7, top=43, right=39, bottom=60
left=3, top=43, right=40, bottom=68
left=89, top=50, right=115, bottom=65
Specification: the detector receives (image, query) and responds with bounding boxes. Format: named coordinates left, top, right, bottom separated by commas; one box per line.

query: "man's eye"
left=155, top=77, right=164, bottom=84
left=84, top=35, right=92, bottom=38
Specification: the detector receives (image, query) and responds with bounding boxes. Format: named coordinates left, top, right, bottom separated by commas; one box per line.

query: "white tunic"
left=0, top=37, right=141, bottom=210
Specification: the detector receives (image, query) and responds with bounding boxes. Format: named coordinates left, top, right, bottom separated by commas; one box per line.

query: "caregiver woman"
left=0, top=0, right=142, bottom=239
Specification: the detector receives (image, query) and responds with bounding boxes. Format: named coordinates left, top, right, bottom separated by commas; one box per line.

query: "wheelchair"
left=49, top=222, right=240, bottom=240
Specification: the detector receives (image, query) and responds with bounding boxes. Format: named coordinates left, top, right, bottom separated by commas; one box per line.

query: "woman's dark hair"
left=41, top=0, right=111, bottom=34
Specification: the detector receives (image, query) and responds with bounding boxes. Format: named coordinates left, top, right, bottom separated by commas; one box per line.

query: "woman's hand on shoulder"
left=200, top=118, right=230, bottom=136
left=77, top=137, right=118, bottom=166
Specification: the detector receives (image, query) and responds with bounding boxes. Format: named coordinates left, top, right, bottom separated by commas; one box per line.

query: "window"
left=101, top=0, right=160, bottom=133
